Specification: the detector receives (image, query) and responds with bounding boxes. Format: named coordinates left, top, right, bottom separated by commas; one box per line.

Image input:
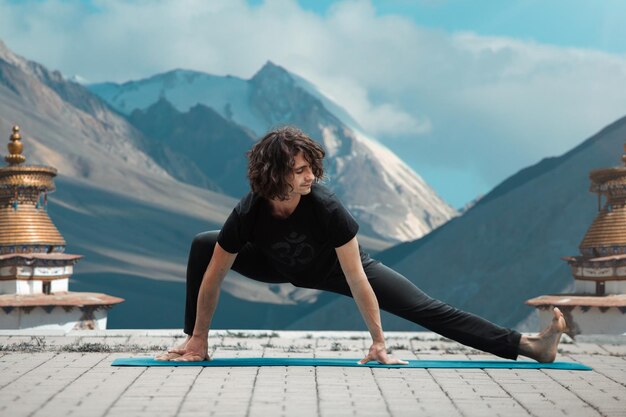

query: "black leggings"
left=184, top=231, right=522, bottom=360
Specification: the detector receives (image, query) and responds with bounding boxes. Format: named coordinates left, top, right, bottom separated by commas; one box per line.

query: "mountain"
left=285, top=115, right=626, bottom=331
left=5, top=39, right=620, bottom=332
left=0, top=40, right=332, bottom=328
left=89, top=62, right=457, bottom=243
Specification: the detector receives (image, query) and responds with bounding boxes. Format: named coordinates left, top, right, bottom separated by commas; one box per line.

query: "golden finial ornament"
left=5, top=125, right=26, bottom=165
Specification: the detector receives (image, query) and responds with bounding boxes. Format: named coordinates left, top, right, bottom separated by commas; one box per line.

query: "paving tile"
left=0, top=330, right=624, bottom=417
left=600, top=344, right=626, bottom=356
left=558, top=342, right=612, bottom=355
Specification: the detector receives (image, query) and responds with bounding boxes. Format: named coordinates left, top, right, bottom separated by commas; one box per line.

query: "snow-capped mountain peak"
left=89, top=62, right=458, bottom=242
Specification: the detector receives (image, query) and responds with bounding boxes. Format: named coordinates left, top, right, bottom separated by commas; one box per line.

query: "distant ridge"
left=128, top=97, right=253, bottom=197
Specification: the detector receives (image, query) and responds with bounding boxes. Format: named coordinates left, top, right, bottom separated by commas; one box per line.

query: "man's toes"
left=173, top=355, right=203, bottom=362
left=155, top=352, right=182, bottom=361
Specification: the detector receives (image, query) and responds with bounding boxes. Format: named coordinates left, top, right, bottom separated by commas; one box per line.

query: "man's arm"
left=174, top=242, right=237, bottom=361
left=193, top=242, right=237, bottom=336
left=335, top=237, right=408, bottom=365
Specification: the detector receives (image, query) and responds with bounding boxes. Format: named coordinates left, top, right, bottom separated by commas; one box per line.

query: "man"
left=158, top=126, right=566, bottom=364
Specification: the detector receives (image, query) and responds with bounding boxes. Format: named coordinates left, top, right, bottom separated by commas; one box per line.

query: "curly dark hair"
left=247, top=126, right=325, bottom=200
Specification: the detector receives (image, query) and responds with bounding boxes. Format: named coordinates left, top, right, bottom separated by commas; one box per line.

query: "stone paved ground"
left=0, top=330, right=624, bottom=417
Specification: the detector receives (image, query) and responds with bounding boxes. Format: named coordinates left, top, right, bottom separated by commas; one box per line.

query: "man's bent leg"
left=321, top=262, right=521, bottom=360
left=184, top=231, right=289, bottom=335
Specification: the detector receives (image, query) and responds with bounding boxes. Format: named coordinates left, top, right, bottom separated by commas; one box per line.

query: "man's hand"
left=359, top=342, right=408, bottom=365
left=171, top=335, right=210, bottom=362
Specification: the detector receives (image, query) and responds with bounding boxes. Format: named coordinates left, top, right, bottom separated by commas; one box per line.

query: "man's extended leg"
left=321, top=262, right=522, bottom=360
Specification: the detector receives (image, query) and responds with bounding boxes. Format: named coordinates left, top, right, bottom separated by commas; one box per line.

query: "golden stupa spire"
left=0, top=125, right=65, bottom=251
left=5, top=125, right=26, bottom=165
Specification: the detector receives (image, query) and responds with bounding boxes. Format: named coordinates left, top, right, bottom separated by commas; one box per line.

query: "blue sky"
left=292, top=0, right=626, bottom=54
left=265, top=0, right=626, bottom=207
left=1, top=0, right=626, bottom=208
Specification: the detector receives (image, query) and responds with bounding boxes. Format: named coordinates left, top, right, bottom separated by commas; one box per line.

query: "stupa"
left=526, top=143, right=626, bottom=335
left=0, top=126, right=123, bottom=330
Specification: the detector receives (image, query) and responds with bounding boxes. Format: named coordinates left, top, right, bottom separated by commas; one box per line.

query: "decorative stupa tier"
left=0, top=126, right=123, bottom=331
left=526, top=143, right=626, bottom=335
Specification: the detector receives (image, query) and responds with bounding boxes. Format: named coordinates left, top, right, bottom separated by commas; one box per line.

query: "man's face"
left=287, top=152, right=315, bottom=197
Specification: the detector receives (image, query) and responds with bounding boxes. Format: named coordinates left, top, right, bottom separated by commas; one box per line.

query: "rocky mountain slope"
left=285, top=116, right=626, bottom=331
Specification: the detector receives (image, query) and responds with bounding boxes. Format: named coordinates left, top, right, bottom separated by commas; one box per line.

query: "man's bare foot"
left=154, top=335, right=191, bottom=361
left=518, top=307, right=568, bottom=363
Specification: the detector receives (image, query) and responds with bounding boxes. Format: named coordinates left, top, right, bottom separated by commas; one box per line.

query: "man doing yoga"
left=158, top=126, right=566, bottom=364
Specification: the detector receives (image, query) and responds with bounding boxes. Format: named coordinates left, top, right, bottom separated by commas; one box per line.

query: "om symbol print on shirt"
left=270, top=232, right=315, bottom=267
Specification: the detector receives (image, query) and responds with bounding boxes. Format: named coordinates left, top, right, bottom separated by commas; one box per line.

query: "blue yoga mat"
left=111, top=357, right=592, bottom=370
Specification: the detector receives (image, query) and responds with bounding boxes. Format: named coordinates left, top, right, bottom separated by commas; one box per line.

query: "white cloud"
left=1, top=0, right=626, bottom=205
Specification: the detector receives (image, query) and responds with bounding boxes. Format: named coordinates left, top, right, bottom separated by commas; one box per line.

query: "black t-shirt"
left=217, top=184, right=374, bottom=286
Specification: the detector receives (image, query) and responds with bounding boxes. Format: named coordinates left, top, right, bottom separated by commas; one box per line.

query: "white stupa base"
left=0, top=308, right=109, bottom=331
left=536, top=307, right=626, bottom=335
left=0, top=278, right=69, bottom=295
